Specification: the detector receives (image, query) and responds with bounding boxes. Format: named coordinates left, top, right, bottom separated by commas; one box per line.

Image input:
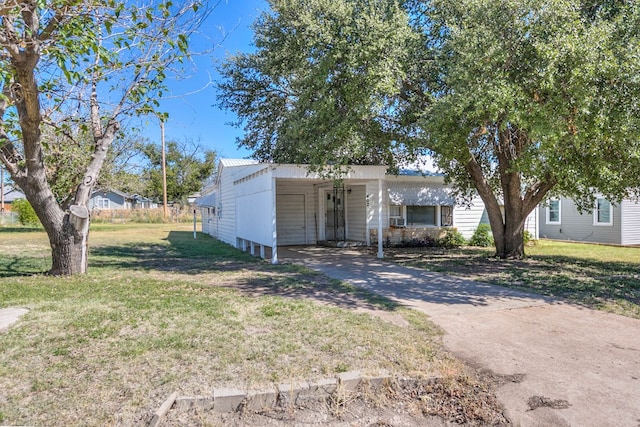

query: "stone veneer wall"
left=370, top=227, right=453, bottom=246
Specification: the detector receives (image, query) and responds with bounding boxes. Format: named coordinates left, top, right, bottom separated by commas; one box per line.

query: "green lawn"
left=385, top=239, right=640, bottom=319
left=0, top=224, right=452, bottom=426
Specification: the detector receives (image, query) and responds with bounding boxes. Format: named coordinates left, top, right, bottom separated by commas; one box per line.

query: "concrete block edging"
left=151, top=370, right=392, bottom=424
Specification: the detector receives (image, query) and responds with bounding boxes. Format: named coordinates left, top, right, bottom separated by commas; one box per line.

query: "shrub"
left=11, top=199, right=41, bottom=227
left=469, top=224, right=493, bottom=247
left=439, top=229, right=466, bottom=248
left=523, top=230, right=535, bottom=246
left=399, top=236, right=439, bottom=248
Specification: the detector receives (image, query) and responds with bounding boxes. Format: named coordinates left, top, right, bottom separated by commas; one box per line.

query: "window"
left=594, top=198, right=612, bottom=225
left=407, top=206, right=436, bottom=226
left=389, top=205, right=405, bottom=227
left=389, top=205, right=402, bottom=218
left=546, top=199, right=561, bottom=224
left=390, top=205, right=454, bottom=227
left=96, top=198, right=110, bottom=209
left=441, top=205, right=453, bottom=226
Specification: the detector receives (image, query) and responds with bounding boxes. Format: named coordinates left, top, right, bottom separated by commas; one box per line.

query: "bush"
left=439, top=229, right=466, bottom=248
left=469, top=224, right=493, bottom=247
left=523, top=230, right=535, bottom=246
left=11, top=199, right=41, bottom=227
left=399, top=236, right=439, bottom=248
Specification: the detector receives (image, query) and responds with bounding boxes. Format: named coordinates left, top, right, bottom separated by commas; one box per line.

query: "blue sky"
left=141, top=0, right=268, bottom=159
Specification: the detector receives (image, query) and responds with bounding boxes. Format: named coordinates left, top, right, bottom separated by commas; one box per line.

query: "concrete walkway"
left=280, top=246, right=640, bottom=427
left=0, top=307, right=29, bottom=332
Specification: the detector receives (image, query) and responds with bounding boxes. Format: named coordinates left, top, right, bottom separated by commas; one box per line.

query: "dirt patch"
left=526, top=396, right=571, bottom=411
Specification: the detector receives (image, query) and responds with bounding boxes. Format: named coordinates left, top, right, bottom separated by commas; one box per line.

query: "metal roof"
left=196, top=192, right=217, bottom=207
left=219, top=158, right=260, bottom=168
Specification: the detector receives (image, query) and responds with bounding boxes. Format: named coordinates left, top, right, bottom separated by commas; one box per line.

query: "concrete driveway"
left=280, top=246, right=640, bottom=427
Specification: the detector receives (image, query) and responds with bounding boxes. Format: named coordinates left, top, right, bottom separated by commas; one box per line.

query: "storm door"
left=325, top=185, right=346, bottom=241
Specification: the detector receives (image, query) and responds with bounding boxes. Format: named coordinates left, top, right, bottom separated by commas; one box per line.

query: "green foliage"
left=11, top=199, right=41, bottom=227
left=219, top=0, right=640, bottom=258
left=217, top=0, right=417, bottom=167
left=523, top=230, right=534, bottom=246
left=139, top=139, right=216, bottom=204
left=439, top=229, right=466, bottom=249
left=0, top=0, right=212, bottom=273
left=422, top=0, right=640, bottom=209
left=469, top=224, right=494, bottom=247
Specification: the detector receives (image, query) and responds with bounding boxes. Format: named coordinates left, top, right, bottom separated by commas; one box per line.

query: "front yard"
left=0, top=224, right=503, bottom=426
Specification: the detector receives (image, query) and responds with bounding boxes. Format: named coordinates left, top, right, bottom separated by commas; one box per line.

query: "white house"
left=539, top=196, right=640, bottom=245
left=197, top=159, right=538, bottom=263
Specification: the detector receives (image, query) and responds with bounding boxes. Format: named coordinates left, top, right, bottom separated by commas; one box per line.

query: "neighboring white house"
left=197, top=159, right=538, bottom=263
left=539, top=196, right=640, bottom=245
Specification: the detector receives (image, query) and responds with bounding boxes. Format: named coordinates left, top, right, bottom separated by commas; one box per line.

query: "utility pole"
left=1, top=166, right=5, bottom=213
left=161, top=120, right=168, bottom=220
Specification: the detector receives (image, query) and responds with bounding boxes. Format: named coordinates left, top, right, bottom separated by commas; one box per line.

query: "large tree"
left=218, top=0, right=640, bottom=258
left=0, top=1, right=210, bottom=274
left=139, top=138, right=216, bottom=204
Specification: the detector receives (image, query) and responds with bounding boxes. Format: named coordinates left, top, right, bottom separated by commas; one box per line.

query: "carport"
left=232, top=164, right=387, bottom=264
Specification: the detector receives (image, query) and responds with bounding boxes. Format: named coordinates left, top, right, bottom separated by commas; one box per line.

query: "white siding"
left=346, top=185, right=367, bottom=242
left=366, top=180, right=386, bottom=235
left=216, top=163, right=266, bottom=246
left=621, top=199, right=640, bottom=245
left=452, top=197, right=487, bottom=239
left=276, top=194, right=307, bottom=245
left=276, top=180, right=317, bottom=245
left=525, top=208, right=538, bottom=239
left=236, top=191, right=275, bottom=246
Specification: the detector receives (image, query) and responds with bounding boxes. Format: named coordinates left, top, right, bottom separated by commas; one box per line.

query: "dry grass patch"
left=0, top=224, right=485, bottom=426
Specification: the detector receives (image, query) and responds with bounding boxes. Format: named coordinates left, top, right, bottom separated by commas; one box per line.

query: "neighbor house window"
left=594, top=198, right=612, bottom=225
left=546, top=199, right=561, bottom=224
left=96, top=198, right=110, bottom=209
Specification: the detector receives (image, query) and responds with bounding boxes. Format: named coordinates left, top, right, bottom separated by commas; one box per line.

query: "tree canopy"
left=0, top=1, right=211, bottom=274
left=140, top=138, right=216, bottom=204
left=218, top=0, right=640, bottom=258
left=218, top=0, right=417, bottom=167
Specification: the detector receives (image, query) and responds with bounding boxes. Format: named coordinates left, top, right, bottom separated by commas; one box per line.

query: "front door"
left=325, top=187, right=345, bottom=241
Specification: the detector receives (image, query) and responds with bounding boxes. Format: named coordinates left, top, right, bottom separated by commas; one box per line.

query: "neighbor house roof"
left=2, top=185, right=25, bottom=202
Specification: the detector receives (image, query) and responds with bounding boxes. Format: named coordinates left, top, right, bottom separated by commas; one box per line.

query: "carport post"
left=377, top=179, right=384, bottom=259
left=271, top=175, right=278, bottom=264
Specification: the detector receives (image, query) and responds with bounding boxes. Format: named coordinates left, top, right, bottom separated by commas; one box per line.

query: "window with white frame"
left=546, top=199, right=561, bottom=224
left=593, top=198, right=612, bottom=225
left=389, top=205, right=454, bottom=227
left=96, top=198, right=110, bottom=209
left=389, top=205, right=405, bottom=227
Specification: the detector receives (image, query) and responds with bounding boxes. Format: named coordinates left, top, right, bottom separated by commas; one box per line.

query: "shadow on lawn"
left=91, top=231, right=401, bottom=312
left=391, top=248, right=640, bottom=312
left=0, top=257, right=49, bottom=277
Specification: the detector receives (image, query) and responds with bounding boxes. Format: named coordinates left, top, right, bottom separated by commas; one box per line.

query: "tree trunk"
left=493, top=210, right=525, bottom=259
left=21, top=177, right=91, bottom=275
left=464, top=124, right=556, bottom=260
left=49, top=220, right=89, bottom=276
left=48, top=206, right=90, bottom=275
